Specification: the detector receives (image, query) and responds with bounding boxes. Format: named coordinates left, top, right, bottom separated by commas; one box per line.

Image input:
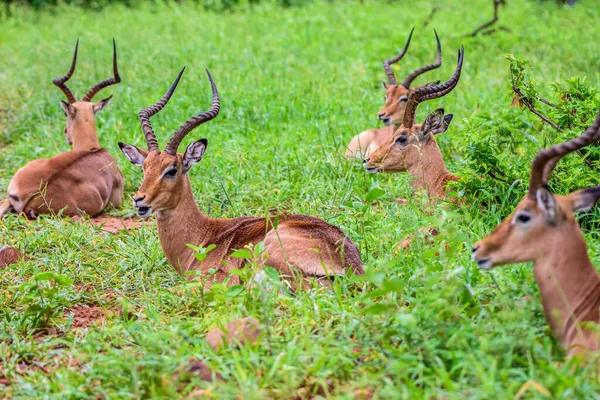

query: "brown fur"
left=346, top=83, right=433, bottom=159
left=473, top=191, right=600, bottom=356
left=128, top=149, right=364, bottom=287
left=0, top=99, right=123, bottom=218
left=363, top=111, right=458, bottom=199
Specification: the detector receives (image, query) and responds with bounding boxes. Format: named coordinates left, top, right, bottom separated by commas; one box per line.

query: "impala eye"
left=395, top=136, right=408, bottom=144
left=514, top=212, right=531, bottom=224
left=164, top=168, right=177, bottom=178
left=398, top=96, right=408, bottom=103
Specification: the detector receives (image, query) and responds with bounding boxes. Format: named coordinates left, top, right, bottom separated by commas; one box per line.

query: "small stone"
left=354, top=388, right=374, bottom=400
left=0, top=245, right=27, bottom=268
left=206, top=317, right=261, bottom=350
left=175, top=358, right=223, bottom=384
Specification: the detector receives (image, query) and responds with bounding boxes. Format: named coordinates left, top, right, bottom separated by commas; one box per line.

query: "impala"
left=472, top=110, right=600, bottom=357
left=362, top=47, right=464, bottom=200
left=346, top=28, right=443, bottom=159
left=0, top=40, right=123, bottom=218
left=119, top=68, right=364, bottom=287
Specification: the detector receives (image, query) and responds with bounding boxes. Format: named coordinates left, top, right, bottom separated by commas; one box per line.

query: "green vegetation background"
left=1, top=0, right=600, bottom=398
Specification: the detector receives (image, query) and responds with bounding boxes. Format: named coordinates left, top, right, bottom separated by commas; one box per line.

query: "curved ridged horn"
left=82, top=39, right=121, bottom=102
left=383, top=27, right=414, bottom=85
left=52, top=39, right=79, bottom=104
left=401, top=29, right=442, bottom=88
left=402, top=45, right=464, bottom=129
left=164, top=69, right=220, bottom=155
left=528, top=109, right=600, bottom=199
left=138, top=67, right=186, bottom=152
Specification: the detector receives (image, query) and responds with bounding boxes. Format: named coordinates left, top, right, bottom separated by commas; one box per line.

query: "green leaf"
left=263, top=266, right=280, bottom=282
left=226, top=285, right=245, bottom=298
left=365, top=187, right=386, bottom=202
left=35, top=272, right=54, bottom=281
left=53, top=274, right=73, bottom=286
left=230, top=249, right=252, bottom=259
left=360, top=303, right=394, bottom=315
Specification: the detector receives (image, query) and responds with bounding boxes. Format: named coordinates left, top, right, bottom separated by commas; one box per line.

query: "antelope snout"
left=471, top=242, right=492, bottom=270
left=133, top=194, right=146, bottom=205
left=378, top=113, right=386, bottom=119
left=132, top=194, right=153, bottom=218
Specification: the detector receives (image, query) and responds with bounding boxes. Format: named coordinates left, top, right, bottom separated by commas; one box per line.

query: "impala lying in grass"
left=0, top=40, right=123, bottom=218
left=346, top=28, right=443, bottom=159
left=472, top=109, right=600, bottom=357
left=119, top=67, right=364, bottom=288
left=362, top=47, right=464, bottom=200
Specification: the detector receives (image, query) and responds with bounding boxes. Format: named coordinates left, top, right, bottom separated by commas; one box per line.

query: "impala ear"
left=93, top=96, right=112, bottom=114
left=536, top=187, right=560, bottom=224
left=421, top=108, right=451, bottom=139
left=570, top=186, right=600, bottom=212
left=182, top=139, right=208, bottom=174
left=60, top=101, right=76, bottom=117
left=118, top=142, right=147, bottom=166
left=381, top=81, right=390, bottom=90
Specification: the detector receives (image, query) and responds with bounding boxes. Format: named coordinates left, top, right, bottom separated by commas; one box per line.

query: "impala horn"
left=164, top=69, right=220, bottom=155
left=402, top=45, right=464, bottom=129
left=52, top=39, right=79, bottom=104
left=528, top=109, right=600, bottom=200
left=138, top=67, right=186, bottom=152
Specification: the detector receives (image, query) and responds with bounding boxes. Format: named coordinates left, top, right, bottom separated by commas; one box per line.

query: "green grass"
left=1, top=0, right=600, bottom=398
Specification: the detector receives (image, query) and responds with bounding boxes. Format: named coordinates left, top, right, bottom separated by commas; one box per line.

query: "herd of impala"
left=2, top=33, right=600, bottom=363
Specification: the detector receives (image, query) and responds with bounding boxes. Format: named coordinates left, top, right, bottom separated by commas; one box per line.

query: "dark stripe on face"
left=9, top=194, right=19, bottom=201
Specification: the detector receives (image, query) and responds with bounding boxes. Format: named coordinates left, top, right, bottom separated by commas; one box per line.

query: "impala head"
left=54, top=39, right=121, bottom=145
left=378, top=28, right=442, bottom=126
left=365, top=46, right=464, bottom=173
left=472, top=110, right=600, bottom=270
left=118, top=67, right=220, bottom=218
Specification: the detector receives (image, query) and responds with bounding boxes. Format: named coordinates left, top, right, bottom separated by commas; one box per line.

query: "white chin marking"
left=365, top=167, right=378, bottom=174
left=137, top=207, right=153, bottom=218
left=383, top=119, right=392, bottom=126
left=476, top=259, right=493, bottom=270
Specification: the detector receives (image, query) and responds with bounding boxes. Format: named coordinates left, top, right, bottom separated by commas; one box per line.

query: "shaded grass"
left=1, top=0, right=600, bottom=398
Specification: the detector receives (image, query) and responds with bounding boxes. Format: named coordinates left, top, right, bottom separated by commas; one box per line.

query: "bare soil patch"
left=66, top=305, right=106, bottom=329
left=81, top=215, right=149, bottom=233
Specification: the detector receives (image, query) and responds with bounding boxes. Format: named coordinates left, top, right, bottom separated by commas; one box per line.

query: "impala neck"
left=533, top=223, right=600, bottom=353
left=71, top=120, right=101, bottom=151
left=155, top=176, right=211, bottom=275
left=407, top=136, right=458, bottom=198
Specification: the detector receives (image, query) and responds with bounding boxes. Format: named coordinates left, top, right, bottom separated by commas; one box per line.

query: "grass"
left=1, top=0, right=600, bottom=398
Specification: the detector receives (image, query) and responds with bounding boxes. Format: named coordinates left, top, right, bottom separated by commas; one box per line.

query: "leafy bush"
left=456, top=54, right=600, bottom=218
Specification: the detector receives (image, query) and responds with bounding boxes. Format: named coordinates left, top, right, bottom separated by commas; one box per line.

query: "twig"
left=481, top=26, right=512, bottom=36
left=512, top=86, right=563, bottom=132
left=488, top=171, right=509, bottom=183
left=538, top=97, right=557, bottom=108
left=466, top=0, right=506, bottom=37
left=511, top=85, right=595, bottom=171
left=422, top=6, right=439, bottom=28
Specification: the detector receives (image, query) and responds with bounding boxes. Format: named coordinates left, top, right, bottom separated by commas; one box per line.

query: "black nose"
left=471, top=245, right=480, bottom=253
left=378, top=113, right=385, bottom=119
left=363, top=158, right=370, bottom=164
left=133, top=195, right=146, bottom=203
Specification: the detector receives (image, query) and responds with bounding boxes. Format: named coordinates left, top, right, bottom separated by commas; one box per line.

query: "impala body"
left=120, top=68, right=364, bottom=287
left=346, top=28, right=443, bottom=159
left=363, top=47, right=464, bottom=200
left=0, top=40, right=123, bottom=218
left=473, top=110, right=600, bottom=357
